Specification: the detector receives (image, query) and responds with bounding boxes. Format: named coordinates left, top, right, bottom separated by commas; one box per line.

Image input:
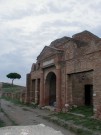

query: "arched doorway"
left=45, top=72, right=56, bottom=106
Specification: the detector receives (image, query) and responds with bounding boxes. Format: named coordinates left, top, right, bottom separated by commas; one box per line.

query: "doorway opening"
left=85, top=85, right=93, bottom=106
left=45, top=72, right=56, bottom=106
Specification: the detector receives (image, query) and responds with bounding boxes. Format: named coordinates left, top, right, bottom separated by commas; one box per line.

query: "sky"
left=0, top=0, right=101, bottom=86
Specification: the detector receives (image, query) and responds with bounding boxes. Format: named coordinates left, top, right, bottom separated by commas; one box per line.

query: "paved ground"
left=0, top=125, right=64, bottom=135
left=0, top=99, right=75, bottom=135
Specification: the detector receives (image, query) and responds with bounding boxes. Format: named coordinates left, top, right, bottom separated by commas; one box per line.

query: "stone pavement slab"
left=0, top=124, right=63, bottom=135
left=0, top=111, right=12, bottom=126
left=0, top=99, right=75, bottom=135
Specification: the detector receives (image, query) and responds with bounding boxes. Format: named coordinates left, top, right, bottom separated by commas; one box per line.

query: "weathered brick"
left=26, top=30, right=101, bottom=119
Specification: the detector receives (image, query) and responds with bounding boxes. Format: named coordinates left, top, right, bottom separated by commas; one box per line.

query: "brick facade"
left=26, top=30, right=101, bottom=118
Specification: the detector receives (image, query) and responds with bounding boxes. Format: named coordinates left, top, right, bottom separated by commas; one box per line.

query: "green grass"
left=69, top=106, right=93, bottom=117
left=2, top=83, right=25, bottom=93
left=2, top=83, right=16, bottom=88
left=54, top=112, right=101, bottom=132
left=2, top=83, right=24, bottom=88
left=2, top=87, right=21, bottom=93
left=2, top=96, right=25, bottom=105
left=2, top=96, right=37, bottom=108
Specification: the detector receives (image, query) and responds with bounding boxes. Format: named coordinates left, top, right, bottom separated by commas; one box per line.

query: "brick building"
left=26, top=30, right=101, bottom=116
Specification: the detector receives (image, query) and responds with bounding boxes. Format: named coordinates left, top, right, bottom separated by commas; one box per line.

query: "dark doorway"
left=49, top=73, right=56, bottom=106
left=85, top=85, right=93, bottom=106
left=45, top=72, right=56, bottom=106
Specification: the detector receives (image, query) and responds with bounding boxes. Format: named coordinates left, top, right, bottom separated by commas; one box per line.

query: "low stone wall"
left=2, top=91, right=26, bottom=103
left=20, top=92, right=27, bottom=103
left=0, top=82, right=3, bottom=97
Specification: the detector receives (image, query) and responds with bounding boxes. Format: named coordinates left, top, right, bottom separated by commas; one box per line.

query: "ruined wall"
left=93, top=50, right=101, bottom=117
left=26, top=30, right=101, bottom=118
left=60, top=62, right=66, bottom=108
left=70, top=71, right=93, bottom=106
left=63, top=37, right=101, bottom=118
left=26, top=73, right=31, bottom=103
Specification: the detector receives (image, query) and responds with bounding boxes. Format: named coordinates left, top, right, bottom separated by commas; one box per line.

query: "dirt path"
left=0, top=99, right=75, bottom=135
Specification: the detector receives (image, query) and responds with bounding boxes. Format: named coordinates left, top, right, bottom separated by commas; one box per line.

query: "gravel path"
left=0, top=99, right=75, bottom=135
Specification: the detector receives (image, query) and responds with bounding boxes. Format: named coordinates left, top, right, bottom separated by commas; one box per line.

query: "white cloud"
left=0, top=0, right=101, bottom=85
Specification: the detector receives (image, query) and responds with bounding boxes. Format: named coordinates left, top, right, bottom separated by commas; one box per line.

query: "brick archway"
left=45, top=72, right=56, bottom=106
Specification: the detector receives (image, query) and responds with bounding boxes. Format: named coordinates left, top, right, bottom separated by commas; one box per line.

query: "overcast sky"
left=0, top=0, right=101, bottom=86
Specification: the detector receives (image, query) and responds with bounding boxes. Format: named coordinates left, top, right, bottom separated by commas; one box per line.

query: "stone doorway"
left=45, top=72, right=56, bottom=106
left=85, top=85, right=93, bottom=106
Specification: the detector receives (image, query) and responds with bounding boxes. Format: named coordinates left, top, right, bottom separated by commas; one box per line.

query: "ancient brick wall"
left=26, top=30, right=101, bottom=119
left=70, top=71, right=93, bottom=106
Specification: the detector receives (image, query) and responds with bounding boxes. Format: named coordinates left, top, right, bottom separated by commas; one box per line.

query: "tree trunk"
left=12, top=79, right=14, bottom=86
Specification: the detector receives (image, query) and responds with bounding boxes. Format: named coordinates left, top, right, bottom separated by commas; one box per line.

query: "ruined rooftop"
left=72, top=30, right=100, bottom=43
left=49, top=30, right=100, bottom=48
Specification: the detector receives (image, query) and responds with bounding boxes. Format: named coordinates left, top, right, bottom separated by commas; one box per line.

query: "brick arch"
left=44, top=70, right=56, bottom=80
left=44, top=72, right=56, bottom=106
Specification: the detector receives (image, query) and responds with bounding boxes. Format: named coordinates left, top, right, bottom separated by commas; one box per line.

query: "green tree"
left=6, top=73, right=21, bottom=85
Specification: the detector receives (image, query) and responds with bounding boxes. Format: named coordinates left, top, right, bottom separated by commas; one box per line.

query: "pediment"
left=37, top=46, right=63, bottom=61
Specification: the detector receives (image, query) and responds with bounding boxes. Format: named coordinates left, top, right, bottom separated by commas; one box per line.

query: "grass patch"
left=69, top=106, right=93, bottom=117
left=2, top=87, right=21, bottom=93
left=3, top=83, right=17, bottom=88
left=2, top=83, right=24, bottom=88
left=2, top=83, right=25, bottom=93
left=2, top=96, right=23, bottom=105
left=2, top=96, right=37, bottom=109
left=54, top=112, right=101, bottom=133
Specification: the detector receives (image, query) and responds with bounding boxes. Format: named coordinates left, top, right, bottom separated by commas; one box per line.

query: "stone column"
left=66, top=75, right=73, bottom=105
left=56, top=65, right=61, bottom=111
left=40, top=71, right=44, bottom=106
left=26, top=73, right=31, bottom=103
left=31, top=79, right=35, bottom=102
left=35, top=79, right=38, bottom=104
